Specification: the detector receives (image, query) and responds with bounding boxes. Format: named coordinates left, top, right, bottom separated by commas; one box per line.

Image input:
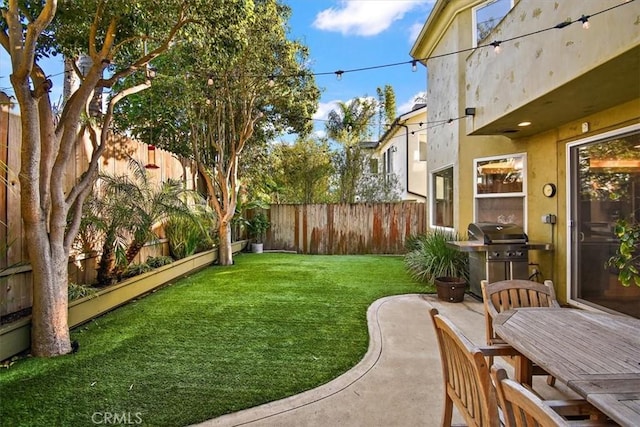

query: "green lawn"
left=0, top=253, right=427, bottom=426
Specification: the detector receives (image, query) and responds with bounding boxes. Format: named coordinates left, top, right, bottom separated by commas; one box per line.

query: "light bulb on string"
left=579, top=15, right=590, bottom=29
left=490, top=40, right=502, bottom=54
left=207, top=77, right=214, bottom=86
left=268, top=76, right=275, bottom=87
left=411, top=60, right=418, bottom=72
left=335, top=70, right=344, bottom=81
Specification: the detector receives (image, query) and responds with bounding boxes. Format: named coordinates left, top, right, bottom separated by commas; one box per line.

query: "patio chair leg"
left=547, top=375, right=556, bottom=386
left=441, top=395, right=453, bottom=427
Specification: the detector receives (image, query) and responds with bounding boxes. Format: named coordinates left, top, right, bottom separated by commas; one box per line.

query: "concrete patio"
left=194, top=293, right=578, bottom=427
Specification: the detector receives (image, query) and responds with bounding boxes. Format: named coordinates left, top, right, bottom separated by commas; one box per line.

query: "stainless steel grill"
left=466, top=223, right=530, bottom=298
left=448, top=223, right=551, bottom=299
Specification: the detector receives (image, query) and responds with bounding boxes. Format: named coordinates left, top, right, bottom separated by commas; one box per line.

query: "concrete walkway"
left=193, top=293, right=572, bottom=427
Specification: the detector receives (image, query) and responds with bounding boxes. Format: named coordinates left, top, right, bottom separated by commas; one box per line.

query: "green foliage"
left=68, top=283, right=97, bottom=302
left=356, top=167, right=402, bottom=202
left=607, top=219, right=640, bottom=287
left=121, top=256, right=174, bottom=279
left=165, top=204, right=217, bottom=259
left=248, top=212, right=270, bottom=243
left=270, top=137, right=334, bottom=203
left=145, top=256, right=174, bottom=269
left=326, top=98, right=378, bottom=203
left=79, top=159, right=195, bottom=285
left=404, top=230, right=469, bottom=285
left=121, top=262, right=153, bottom=279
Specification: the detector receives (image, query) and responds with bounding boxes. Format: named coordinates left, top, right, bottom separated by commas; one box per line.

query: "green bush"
left=146, top=256, right=174, bottom=268
left=68, top=283, right=97, bottom=301
left=165, top=206, right=216, bottom=260
left=404, top=229, right=469, bottom=285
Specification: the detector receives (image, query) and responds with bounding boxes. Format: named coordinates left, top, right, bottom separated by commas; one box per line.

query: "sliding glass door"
left=569, top=127, right=640, bottom=318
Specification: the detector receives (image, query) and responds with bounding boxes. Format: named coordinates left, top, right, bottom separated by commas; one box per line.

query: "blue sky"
left=285, top=0, right=434, bottom=133
left=1, top=1, right=435, bottom=138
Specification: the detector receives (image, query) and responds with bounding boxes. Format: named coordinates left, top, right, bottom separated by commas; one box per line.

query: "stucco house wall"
left=411, top=0, right=640, bottom=308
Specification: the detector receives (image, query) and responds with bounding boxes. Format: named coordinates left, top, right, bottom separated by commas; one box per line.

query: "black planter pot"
left=435, top=276, right=467, bottom=303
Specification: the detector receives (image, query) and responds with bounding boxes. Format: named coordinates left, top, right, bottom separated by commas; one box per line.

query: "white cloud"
left=408, top=22, right=424, bottom=45
left=313, top=1, right=431, bottom=37
left=398, top=91, right=427, bottom=114
left=313, top=99, right=342, bottom=121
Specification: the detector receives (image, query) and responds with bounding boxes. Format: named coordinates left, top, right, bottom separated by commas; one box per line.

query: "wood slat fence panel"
left=264, top=202, right=426, bottom=255
left=1, top=107, right=192, bottom=318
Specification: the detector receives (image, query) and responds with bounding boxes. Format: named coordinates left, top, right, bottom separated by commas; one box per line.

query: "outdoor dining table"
left=492, top=307, right=640, bottom=427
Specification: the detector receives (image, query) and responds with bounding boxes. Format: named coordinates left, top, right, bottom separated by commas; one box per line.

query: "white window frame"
left=473, top=152, right=527, bottom=230
left=430, top=164, right=455, bottom=230
left=565, top=123, right=640, bottom=311
left=472, top=0, right=515, bottom=47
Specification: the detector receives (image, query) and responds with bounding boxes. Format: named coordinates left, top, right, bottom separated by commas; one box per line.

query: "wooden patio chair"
left=481, top=279, right=559, bottom=386
left=491, top=367, right=616, bottom=426
left=428, top=308, right=521, bottom=427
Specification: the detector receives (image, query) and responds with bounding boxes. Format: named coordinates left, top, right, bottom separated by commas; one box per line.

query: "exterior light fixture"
left=145, top=145, right=160, bottom=169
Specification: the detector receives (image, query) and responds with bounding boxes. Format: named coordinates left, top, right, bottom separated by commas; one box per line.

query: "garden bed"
left=0, top=242, right=247, bottom=361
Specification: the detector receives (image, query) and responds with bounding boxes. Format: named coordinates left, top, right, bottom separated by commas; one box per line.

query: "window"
left=473, top=0, right=513, bottom=46
left=369, top=157, right=379, bottom=174
left=474, top=154, right=526, bottom=226
left=386, top=147, right=394, bottom=175
left=419, top=136, right=427, bottom=161
left=432, top=166, right=454, bottom=228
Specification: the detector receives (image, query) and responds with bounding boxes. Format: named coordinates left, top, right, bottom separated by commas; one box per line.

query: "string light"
left=0, top=1, right=632, bottom=96
left=579, top=15, right=590, bottom=29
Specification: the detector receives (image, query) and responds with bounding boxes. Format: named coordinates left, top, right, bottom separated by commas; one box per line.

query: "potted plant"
left=404, top=229, right=469, bottom=302
left=248, top=211, right=270, bottom=253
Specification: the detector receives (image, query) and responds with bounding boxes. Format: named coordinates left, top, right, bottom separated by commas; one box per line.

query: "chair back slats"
left=491, top=367, right=568, bottom=427
left=482, top=280, right=560, bottom=345
left=430, top=308, right=499, bottom=427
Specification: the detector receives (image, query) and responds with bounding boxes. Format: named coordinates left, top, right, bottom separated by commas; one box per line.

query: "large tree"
left=116, top=0, right=319, bottom=265
left=326, top=98, right=377, bottom=203
left=1, top=0, right=193, bottom=356
left=271, top=137, right=334, bottom=204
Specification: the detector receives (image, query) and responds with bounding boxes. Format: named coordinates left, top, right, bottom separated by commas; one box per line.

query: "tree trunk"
left=27, top=224, right=72, bottom=357
left=218, top=220, right=233, bottom=265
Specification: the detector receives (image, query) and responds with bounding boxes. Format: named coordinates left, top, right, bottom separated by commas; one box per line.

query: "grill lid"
left=468, top=222, right=528, bottom=245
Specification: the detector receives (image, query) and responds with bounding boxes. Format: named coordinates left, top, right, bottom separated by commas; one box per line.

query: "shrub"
left=404, top=229, right=469, bottom=285
left=68, top=283, right=97, bottom=301
left=165, top=205, right=217, bottom=260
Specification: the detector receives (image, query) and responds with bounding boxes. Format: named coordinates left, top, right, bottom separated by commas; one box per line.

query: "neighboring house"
left=374, top=104, right=428, bottom=202
left=411, top=0, right=639, bottom=317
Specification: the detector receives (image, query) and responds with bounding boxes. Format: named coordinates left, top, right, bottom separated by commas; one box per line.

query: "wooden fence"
left=1, top=101, right=195, bottom=318
left=264, top=202, right=426, bottom=255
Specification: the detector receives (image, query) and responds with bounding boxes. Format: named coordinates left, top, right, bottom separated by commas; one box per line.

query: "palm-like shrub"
left=165, top=204, right=217, bottom=259
left=404, top=229, right=469, bottom=285
left=78, top=159, right=196, bottom=285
